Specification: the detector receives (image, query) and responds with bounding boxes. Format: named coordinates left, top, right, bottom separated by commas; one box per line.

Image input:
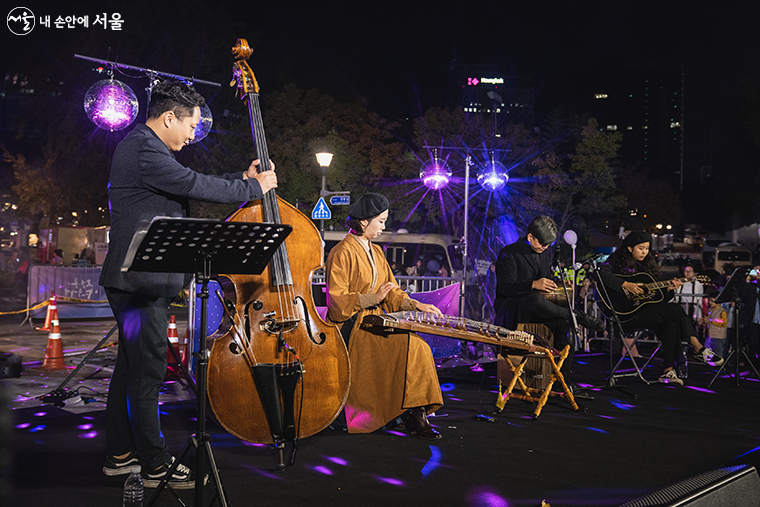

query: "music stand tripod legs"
left=146, top=258, right=228, bottom=507
left=708, top=305, right=760, bottom=387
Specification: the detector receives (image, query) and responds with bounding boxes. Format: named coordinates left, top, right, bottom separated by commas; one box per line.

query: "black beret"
left=348, top=193, right=389, bottom=220
left=621, top=230, right=652, bottom=248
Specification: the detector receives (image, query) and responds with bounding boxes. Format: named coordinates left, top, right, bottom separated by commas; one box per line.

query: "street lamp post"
left=316, top=152, right=334, bottom=239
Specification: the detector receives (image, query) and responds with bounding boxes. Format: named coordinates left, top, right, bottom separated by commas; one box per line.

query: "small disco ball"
left=477, top=160, right=508, bottom=191
left=420, top=159, right=452, bottom=190
left=84, top=79, right=139, bottom=131
left=189, top=103, right=213, bottom=144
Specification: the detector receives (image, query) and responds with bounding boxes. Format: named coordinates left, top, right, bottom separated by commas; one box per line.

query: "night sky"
left=3, top=1, right=757, bottom=219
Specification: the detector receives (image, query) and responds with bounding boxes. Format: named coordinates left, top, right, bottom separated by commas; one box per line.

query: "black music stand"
left=122, top=217, right=291, bottom=507
left=709, top=266, right=760, bottom=387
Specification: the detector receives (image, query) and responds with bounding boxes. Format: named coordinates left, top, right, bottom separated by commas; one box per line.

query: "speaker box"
left=619, top=464, right=760, bottom=506
left=0, top=353, right=21, bottom=378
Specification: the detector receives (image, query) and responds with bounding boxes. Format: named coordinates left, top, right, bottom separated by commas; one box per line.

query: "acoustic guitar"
left=598, top=273, right=711, bottom=322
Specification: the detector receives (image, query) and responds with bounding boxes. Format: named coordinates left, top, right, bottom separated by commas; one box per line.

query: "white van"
left=713, top=244, right=753, bottom=275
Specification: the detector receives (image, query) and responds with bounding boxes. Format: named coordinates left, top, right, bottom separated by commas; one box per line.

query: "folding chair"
left=609, top=327, right=661, bottom=384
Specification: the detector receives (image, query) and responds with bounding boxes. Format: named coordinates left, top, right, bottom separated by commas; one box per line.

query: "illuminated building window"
left=606, top=125, right=618, bottom=131
left=595, top=93, right=608, bottom=99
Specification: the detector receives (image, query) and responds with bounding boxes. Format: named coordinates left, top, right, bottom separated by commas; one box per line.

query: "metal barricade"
left=27, top=265, right=112, bottom=320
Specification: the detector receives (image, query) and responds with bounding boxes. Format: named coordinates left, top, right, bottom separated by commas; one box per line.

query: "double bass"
left=207, top=39, right=350, bottom=456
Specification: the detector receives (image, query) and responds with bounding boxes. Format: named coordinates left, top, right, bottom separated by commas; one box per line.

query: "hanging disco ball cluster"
left=83, top=71, right=212, bottom=142
left=421, top=150, right=509, bottom=192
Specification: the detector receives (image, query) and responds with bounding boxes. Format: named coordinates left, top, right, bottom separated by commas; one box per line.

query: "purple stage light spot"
left=440, top=383, right=456, bottom=392
left=686, top=386, right=715, bottom=394
left=78, top=424, right=93, bottom=430
left=384, top=430, right=407, bottom=437
left=241, top=464, right=285, bottom=480
left=33, top=412, right=47, bottom=417
left=610, top=399, right=636, bottom=410
left=467, top=487, right=510, bottom=507
left=585, top=427, right=609, bottom=434
left=374, top=475, right=406, bottom=486
left=30, top=425, right=46, bottom=432
left=324, top=456, right=349, bottom=466
left=16, top=423, right=30, bottom=429
left=78, top=431, right=98, bottom=439
left=242, top=441, right=267, bottom=447
left=310, top=465, right=333, bottom=475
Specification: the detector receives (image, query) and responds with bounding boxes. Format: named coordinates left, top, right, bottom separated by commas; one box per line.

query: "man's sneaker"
left=142, top=457, right=205, bottom=490
left=695, top=347, right=724, bottom=367
left=658, top=369, right=684, bottom=386
left=102, top=450, right=139, bottom=476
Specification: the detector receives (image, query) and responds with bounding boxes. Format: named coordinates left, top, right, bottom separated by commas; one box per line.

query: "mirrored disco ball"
left=189, top=103, right=213, bottom=144
left=84, top=79, right=139, bottom=131
left=420, top=160, right=452, bottom=190
left=477, top=160, right=508, bottom=191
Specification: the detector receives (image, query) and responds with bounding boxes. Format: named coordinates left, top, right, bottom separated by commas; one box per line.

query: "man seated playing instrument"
left=493, top=216, right=605, bottom=383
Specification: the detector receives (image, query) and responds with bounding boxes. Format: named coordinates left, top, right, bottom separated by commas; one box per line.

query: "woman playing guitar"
left=598, top=230, right=724, bottom=386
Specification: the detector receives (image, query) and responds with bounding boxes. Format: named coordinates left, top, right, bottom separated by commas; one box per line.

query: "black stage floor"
left=5, top=352, right=760, bottom=507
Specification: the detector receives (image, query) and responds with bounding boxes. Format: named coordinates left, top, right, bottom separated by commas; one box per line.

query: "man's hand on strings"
left=532, top=278, right=557, bottom=293
left=246, top=159, right=278, bottom=193
left=669, top=279, right=683, bottom=291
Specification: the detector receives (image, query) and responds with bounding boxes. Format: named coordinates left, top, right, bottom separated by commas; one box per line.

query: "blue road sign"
left=312, top=197, right=331, bottom=220
left=330, top=195, right=351, bottom=206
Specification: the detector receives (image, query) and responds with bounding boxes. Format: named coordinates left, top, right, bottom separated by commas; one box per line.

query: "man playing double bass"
left=99, top=80, right=277, bottom=489
left=493, top=216, right=605, bottom=383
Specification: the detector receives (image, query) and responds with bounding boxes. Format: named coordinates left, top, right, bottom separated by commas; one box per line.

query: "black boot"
left=405, top=407, right=442, bottom=440
left=574, top=311, right=605, bottom=332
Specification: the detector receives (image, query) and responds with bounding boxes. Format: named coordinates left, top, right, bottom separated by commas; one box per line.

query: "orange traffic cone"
left=180, top=328, right=190, bottom=368
left=41, top=302, right=66, bottom=370
left=166, top=315, right=181, bottom=376
left=36, top=292, right=57, bottom=332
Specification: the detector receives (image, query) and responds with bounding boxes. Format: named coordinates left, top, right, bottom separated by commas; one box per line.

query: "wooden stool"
left=495, top=323, right=579, bottom=419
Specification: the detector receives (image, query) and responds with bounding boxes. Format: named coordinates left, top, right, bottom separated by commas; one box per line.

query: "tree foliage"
left=527, top=118, right=626, bottom=240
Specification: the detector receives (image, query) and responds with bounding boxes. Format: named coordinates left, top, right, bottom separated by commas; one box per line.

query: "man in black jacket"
left=99, top=80, right=277, bottom=489
left=494, top=216, right=603, bottom=380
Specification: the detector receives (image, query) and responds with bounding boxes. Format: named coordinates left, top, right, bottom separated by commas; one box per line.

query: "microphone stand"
left=555, top=257, right=594, bottom=401
left=588, top=259, right=637, bottom=398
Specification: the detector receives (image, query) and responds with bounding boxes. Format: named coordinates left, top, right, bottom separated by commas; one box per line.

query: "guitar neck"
left=642, top=276, right=699, bottom=290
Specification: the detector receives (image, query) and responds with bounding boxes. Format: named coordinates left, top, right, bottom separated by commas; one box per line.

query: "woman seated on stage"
left=598, top=230, right=724, bottom=386
left=325, top=193, right=444, bottom=439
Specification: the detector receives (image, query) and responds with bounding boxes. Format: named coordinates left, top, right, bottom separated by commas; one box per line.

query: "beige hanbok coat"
left=325, top=235, right=443, bottom=433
